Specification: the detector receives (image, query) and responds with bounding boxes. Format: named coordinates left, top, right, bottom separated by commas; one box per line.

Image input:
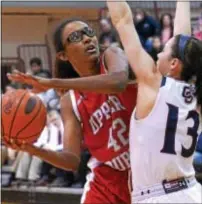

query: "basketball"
left=1, top=89, right=47, bottom=145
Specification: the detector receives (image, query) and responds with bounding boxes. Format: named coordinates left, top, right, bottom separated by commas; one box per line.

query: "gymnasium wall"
left=2, top=6, right=99, bottom=72
left=2, top=15, right=48, bottom=57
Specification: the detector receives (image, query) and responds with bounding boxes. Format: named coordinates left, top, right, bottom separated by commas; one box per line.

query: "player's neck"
left=169, top=70, right=181, bottom=81
left=71, top=59, right=100, bottom=77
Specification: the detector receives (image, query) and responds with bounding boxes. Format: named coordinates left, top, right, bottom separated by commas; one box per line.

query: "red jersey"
left=69, top=55, right=137, bottom=171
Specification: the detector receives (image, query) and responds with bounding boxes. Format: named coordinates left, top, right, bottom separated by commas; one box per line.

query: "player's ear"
left=56, top=51, right=68, bottom=62
left=170, top=58, right=182, bottom=75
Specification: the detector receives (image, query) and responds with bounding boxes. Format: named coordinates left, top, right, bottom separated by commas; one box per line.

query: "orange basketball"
left=1, top=89, right=47, bottom=144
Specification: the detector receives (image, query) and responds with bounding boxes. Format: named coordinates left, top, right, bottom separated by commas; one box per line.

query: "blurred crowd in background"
left=1, top=7, right=202, bottom=189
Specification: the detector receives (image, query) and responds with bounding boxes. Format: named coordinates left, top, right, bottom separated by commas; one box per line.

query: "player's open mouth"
left=86, top=45, right=97, bottom=53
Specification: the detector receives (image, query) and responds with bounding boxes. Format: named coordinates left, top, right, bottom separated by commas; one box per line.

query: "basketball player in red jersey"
left=7, top=19, right=137, bottom=203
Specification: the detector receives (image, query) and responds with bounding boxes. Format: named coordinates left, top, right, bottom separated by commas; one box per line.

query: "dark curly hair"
left=29, top=57, right=42, bottom=66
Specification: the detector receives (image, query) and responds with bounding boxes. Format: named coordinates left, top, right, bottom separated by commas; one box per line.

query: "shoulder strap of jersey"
left=161, top=77, right=167, bottom=87
left=69, top=90, right=82, bottom=122
left=99, top=52, right=108, bottom=74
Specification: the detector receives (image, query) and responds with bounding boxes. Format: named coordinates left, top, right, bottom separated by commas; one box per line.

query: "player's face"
left=61, top=21, right=100, bottom=65
left=157, top=37, right=175, bottom=76
left=162, top=15, right=172, bottom=27
left=31, top=63, right=41, bottom=74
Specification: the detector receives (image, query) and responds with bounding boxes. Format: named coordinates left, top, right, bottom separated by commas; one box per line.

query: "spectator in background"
left=29, top=62, right=60, bottom=111
left=134, top=8, right=160, bottom=51
left=29, top=57, right=52, bottom=78
left=14, top=150, right=43, bottom=185
left=99, top=7, right=110, bottom=19
left=13, top=113, right=50, bottom=186
left=194, top=17, right=202, bottom=41
left=1, top=83, right=22, bottom=187
left=100, top=36, right=113, bottom=50
left=38, top=89, right=60, bottom=112
left=160, top=13, right=173, bottom=45
left=149, top=36, right=163, bottom=62
left=99, top=18, right=118, bottom=50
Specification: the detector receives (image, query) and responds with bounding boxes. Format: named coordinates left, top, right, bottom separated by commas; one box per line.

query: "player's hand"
left=2, top=138, right=35, bottom=153
left=7, top=70, right=49, bottom=93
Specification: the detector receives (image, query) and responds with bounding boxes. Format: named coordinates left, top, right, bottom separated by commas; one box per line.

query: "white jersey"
left=130, top=77, right=201, bottom=192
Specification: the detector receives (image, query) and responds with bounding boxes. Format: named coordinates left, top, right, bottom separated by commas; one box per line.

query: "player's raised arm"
left=107, top=0, right=157, bottom=84
left=174, top=0, right=191, bottom=36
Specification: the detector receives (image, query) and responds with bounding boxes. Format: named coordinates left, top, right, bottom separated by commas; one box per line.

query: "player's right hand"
left=2, top=137, right=37, bottom=154
left=7, top=70, right=49, bottom=93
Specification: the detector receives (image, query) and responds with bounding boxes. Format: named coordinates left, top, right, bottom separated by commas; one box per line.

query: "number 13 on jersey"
left=161, top=103, right=200, bottom=157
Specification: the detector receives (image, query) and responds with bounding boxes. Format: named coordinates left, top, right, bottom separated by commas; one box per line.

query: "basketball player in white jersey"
left=107, top=0, right=202, bottom=203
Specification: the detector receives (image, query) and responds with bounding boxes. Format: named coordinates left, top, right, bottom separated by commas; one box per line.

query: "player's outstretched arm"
left=46, top=46, right=131, bottom=93
left=174, top=0, right=191, bottom=36
left=7, top=46, right=131, bottom=94
left=107, top=0, right=157, bottom=85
